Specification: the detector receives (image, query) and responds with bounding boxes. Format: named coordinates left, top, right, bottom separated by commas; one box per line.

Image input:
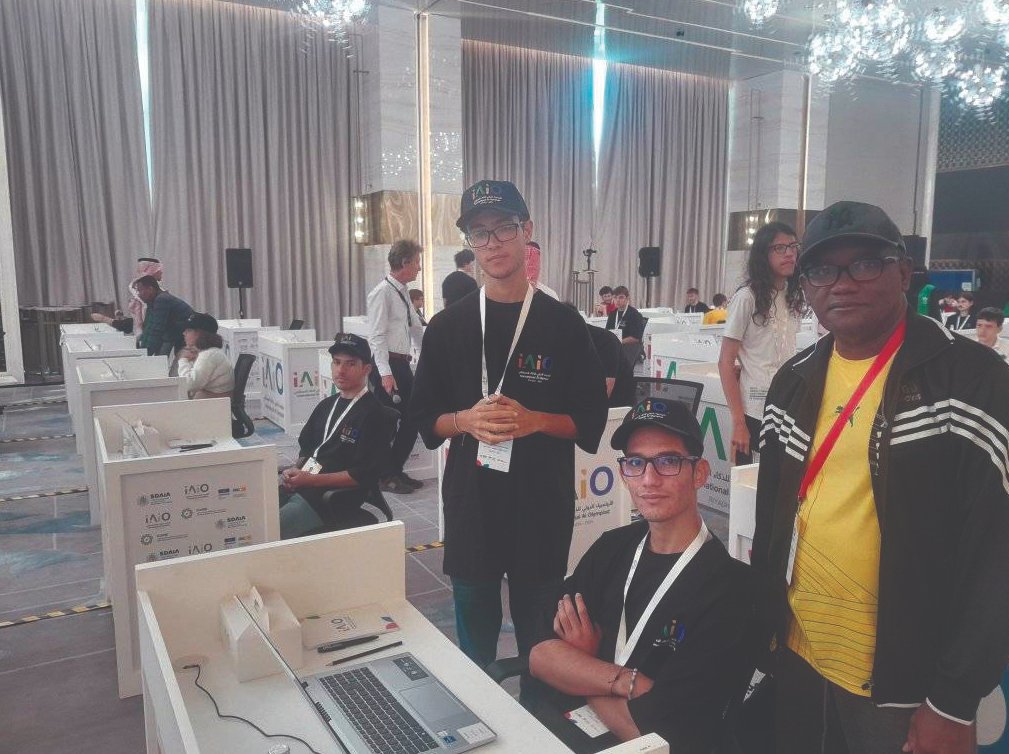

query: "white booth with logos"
left=60, top=322, right=120, bottom=339
left=76, top=357, right=183, bottom=525
left=217, top=319, right=280, bottom=419
left=258, top=329, right=329, bottom=437
left=93, top=398, right=279, bottom=698
left=648, top=332, right=723, bottom=381
left=62, top=335, right=145, bottom=441
left=136, top=523, right=668, bottom=754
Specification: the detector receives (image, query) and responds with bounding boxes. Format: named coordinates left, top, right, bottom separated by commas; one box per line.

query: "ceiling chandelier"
left=293, top=0, right=370, bottom=45
left=739, top=0, right=1009, bottom=115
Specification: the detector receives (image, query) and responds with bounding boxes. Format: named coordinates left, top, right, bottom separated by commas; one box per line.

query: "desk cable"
left=182, top=664, right=328, bottom=754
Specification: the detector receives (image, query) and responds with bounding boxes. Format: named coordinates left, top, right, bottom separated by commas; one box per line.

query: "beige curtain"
left=462, top=40, right=595, bottom=301
left=595, top=63, right=729, bottom=306
left=0, top=0, right=151, bottom=306
left=149, top=0, right=360, bottom=337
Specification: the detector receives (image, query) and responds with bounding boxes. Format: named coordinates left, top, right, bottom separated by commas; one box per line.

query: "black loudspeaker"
left=226, top=248, right=254, bottom=289
left=638, top=247, right=661, bottom=278
left=902, top=235, right=927, bottom=270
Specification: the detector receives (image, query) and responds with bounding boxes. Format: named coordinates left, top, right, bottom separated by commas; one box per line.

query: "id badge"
left=476, top=439, right=512, bottom=473
left=302, top=457, right=323, bottom=475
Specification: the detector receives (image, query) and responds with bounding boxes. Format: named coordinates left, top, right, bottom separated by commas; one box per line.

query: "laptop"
left=238, top=598, right=497, bottom=754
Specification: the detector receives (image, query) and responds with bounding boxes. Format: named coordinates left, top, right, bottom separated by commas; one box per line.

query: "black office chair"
left=231, top=353, right=257, bottom=439
left=287, top=319, right=305, bottom=331
left=633, top=377, right=705, bottom=415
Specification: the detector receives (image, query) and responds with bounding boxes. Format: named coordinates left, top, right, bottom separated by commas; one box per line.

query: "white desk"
left=60, top=322, right=118, bottom=340
left=62, top=335, right=145, bottom=441
left=94, top=398, right=279, bottom=698
left=648, top=332, right=722, bottom=380
left=259, top=329, right=329, bottom=437
left=77, top=357, right=183, bottom=525
left=136, top=524, right=667, bottom=754
left=218, top=319, right=279, bottom=419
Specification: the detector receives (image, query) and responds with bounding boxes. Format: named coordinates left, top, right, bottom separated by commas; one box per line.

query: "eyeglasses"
left=617, top=454, right=700, bottom=478
left=465, top=223, right=522, bottom=249
left=801, top=256, right=899, bottom=288
left=769, top=242, right=801, bottom=256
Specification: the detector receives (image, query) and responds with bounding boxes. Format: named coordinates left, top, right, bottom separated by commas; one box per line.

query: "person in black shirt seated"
left=278, top=334, right=397, bottom=539
left=683, top=287, right=710, bottom=314
left=946, top=291, right=977, bottom=332
left=564, top=302, right=635, bottom=408
left=605, top=286, right=646, bottom=344
left=442, top=248, right=479, bottom=308
left=529, top=399, right=753, bottom=754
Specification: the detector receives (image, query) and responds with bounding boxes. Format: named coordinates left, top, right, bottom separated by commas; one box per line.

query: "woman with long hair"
left=719, top=221, right=805, bottom=463
left=177, top=313, right=234, bottom=399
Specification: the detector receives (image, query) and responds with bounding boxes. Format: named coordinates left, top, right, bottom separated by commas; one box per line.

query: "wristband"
left=452, top=411, right=461, bottom=434
left=627, top=668, right=639, bottom=701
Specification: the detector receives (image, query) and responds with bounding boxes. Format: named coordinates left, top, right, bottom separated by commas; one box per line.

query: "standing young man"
left=411, top=180, right=608, bottom=669
left=367, top=239, right=424, bottom=494
left=753, top=201, right=1009, bottom=754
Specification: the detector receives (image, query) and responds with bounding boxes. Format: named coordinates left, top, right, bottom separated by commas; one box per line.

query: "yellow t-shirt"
left=786, top=348, right=894, bottom=695
left=703, top=308, right=727, bottom=325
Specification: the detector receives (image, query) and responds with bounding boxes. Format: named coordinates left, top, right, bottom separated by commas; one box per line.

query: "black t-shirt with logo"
left=532, top=521, right=754, bottom=754
left=296, top=391, right=395, bottom=510
left=411, top=290, right=608, bottom=583
left=605, top=305, right=646, bottom=341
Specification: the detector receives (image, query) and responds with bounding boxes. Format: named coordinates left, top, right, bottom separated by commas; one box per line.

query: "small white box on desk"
left=220, top=588, right=302, bottom=682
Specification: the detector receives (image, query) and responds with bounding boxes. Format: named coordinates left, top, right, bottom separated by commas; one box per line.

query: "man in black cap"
left=411, top=179, right=608, bottom=670
left=752, top=200, right=1009, bottom=753
left=278, top=333, right=397, bottom=539
left=528, top=398, right=752, bottom=753
left=135, top=275, right=193, bottom=356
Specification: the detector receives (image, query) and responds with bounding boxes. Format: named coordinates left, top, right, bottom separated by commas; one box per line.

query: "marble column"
left=356, top=8, right=463, bottom=315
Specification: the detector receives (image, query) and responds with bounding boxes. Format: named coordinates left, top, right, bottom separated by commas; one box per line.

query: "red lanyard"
left=797, top=318, right=906, bottom=502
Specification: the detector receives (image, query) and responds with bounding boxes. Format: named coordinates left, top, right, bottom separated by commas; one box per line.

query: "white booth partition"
left=136, top=523, right=668, bottom=754
left=649, top=332, right=722, bottom=381
left=341, top=314, right=370, bottom=338
left=60, top=322, right=119, bottom=340
left=258, top=329, right=328, bottom=437
left=217, top=319, right=279, bottom=419
left=728, top=464, right=759, bottom=564
left=93, top=398, right=279, bottom=698
left=568, top=407, right=633, bottom=574
left=62, top=335, right=144, bottom=440
left=77, top=357, right=183, bottom=525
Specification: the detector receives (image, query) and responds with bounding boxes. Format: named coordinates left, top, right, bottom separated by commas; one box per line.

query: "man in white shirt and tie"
left=367, top=239, right=425, bottom=494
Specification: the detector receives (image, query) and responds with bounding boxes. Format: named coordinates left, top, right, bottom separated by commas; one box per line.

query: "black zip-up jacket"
left=751, top=310, right=1009, bottom=722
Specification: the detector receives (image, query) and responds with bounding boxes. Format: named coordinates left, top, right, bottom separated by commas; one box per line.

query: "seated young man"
left=529, top=399, right=753, bottom=754
left=279, top=334, right=397, bottom=538
left=605, top=286, right=646, bottom=344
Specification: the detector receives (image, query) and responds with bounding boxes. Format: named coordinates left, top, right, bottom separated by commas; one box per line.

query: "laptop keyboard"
left=319, top=667, right=441, bottom=754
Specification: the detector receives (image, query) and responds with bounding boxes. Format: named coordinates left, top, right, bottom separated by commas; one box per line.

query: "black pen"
left=327, top=641, right=403, bottom=667
left=317, top=635, right=380, bottom=654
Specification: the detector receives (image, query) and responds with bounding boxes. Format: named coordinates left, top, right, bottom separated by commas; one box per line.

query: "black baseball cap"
left=183, top=312, right=218, bottom=334
left=328, top=333, right=371, bottom=362
left=800, top=201, right=905, bottom=266
left=456, top=180, right=530, bottom=231
left=611, top=398, right=705, bottom=456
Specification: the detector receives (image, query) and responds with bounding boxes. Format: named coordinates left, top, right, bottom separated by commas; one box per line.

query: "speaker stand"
left=238, top=287, right=247, bottom=320
left=645, top=277, right=655, bottom=308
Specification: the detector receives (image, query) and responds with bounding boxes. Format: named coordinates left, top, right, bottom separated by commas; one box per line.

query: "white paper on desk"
left=300, top=604, right=400, bottom=649
left=566, top=705, right=611, bottom=738
left=476, top=438, right=512, bottom=472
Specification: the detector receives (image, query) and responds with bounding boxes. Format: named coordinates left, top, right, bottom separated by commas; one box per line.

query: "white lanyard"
left=616, top=307, right=627, bottom=329
left=614, top=522, right=710, bottom=667
left=479, top=284, right=535, bottom=397
left=953, top=315, right=969, bottom=331
left=313, top=386, right=368, bottom=458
